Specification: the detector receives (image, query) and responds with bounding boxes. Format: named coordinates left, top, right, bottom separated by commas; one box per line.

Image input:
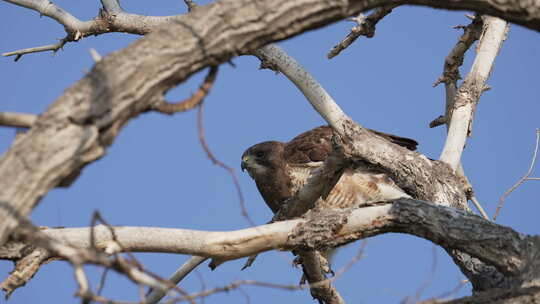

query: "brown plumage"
left=241, top=126, right=417, bottom=214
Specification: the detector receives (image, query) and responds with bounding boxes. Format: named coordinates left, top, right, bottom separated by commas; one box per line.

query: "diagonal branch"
left=439, top=16, right=509, bottom=170
left=145, top=256, right=208, bottom=304
left=431, top=14, right=483, bottom=128
left=431, top=15, right=489, bottom=220
left=327, top=5, right=398, bottom=59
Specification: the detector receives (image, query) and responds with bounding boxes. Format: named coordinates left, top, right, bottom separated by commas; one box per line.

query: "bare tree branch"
left=253, top=44, right=350, bottom=133
left=327, top=5, right=398, bottom=59
left=494, top=129, right=540, bottom=221
left=432, top=15, right=483, bottom=125
left=3, top=0, right=540, bottom=60
left=253, top=44, right=467, bottom=210
left=146, top=256, right=207, bottom=304
left=1, top=199, right=537, bottom=282
left=439, top=16, right=509, bottom=170
left=0, top=112, right=37, bottom=128
left=2, top=38, right=68, bottom=61
left=2, top=0, right=179, bottom=59
left=0, top=211, right=185, bottom=301
left=253, top=44, right=353, bottom=303
left=196, top=101, right=254, bottom=226
left=431, top=15, right=490, bottom=220
left=3, top=0, right=539, bottom=247
left=0, top=0, right=372, bottom=246
left=152, top=66, right=218, bottom=115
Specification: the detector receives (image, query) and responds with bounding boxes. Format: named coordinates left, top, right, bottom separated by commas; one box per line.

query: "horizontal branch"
left=1, top=199, right=535, bottom=280
left=4, top=0, right=540, bottom=59
left=3, top=0, right=179, bottom=59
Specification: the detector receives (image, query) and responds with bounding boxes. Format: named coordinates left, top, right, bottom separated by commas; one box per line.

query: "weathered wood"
left=1, top=0, right=539, bottom=247
left=2, top=199, right=539, bottom=297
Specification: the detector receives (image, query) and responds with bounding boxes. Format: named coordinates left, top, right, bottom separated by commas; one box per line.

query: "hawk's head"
left=241, top=141, right=285, bottom=179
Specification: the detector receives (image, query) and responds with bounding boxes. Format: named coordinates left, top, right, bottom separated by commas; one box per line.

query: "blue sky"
left=1, top=1, right=539, bottom=303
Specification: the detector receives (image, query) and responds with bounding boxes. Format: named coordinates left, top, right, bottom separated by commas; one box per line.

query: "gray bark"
left=2, top=0, right=540, bottom=248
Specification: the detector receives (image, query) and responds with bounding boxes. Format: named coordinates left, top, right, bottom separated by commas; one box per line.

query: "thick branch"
left=0, top=199, right=536, bottom=283
left=0, top=0, right=365, bottom=245
left=439, top=16, right=508, bottom=170
left=253, top=44, right=350, bottom=132
left=5, top=0, right=540, bottom=59
left=431, top=15, right=490, bottom=220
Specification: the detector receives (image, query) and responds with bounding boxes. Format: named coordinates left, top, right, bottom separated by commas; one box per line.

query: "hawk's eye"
left=255, top=151, right=265, bottom=158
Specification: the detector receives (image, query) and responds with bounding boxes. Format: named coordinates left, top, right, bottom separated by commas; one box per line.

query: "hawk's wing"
left=283, top=126, right=412, bottom=210
left=284, top=125, right=418, bottom=165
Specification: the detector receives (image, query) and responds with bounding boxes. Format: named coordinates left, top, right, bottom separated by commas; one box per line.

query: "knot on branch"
left=288, top=209, right=351, bottom=251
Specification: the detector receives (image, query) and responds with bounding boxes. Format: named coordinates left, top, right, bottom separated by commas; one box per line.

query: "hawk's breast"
left=286, top=165, right=410, bottom=210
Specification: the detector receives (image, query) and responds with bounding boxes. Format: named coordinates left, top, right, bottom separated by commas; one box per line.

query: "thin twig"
left=413, top=245, right=438, bottom=302
left=96, top=268, right=110, bottom=296
left=8, top=215, right=179, bottom=303
left=193, top=269, right=206, bottom=304
left=3, top=0, right=177, bottom=59
left=237, top=286, right=251, bottom=304
left=330, top=240, right=367, bottom=279
left=418, top=279, right=468, bottom=303
left=493, top=129, right=540, bottom=221
left=196, top=101, right=255, bottom=226
left=2, top=38, right=68, bottom=61
left=327, top=5, right=397, bottom=59
left=431, top=15, right=483, bottom=126
left=470, top=196, right=489, bottom=220
left=171, top=243, right=366, bottom=304
left=145, top=256, right=207, bottom=304
left=169, top=279, right=301, bottom=302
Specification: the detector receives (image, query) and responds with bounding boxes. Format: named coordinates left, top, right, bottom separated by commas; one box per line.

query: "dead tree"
left=0, top=0, right=539, bottom=303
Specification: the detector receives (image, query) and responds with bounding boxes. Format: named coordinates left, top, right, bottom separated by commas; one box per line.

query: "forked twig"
left=493, top=129, right=540, bottom=221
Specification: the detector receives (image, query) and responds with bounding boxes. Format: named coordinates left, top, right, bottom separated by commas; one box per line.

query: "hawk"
left=241, top=126, right=417, bottom=214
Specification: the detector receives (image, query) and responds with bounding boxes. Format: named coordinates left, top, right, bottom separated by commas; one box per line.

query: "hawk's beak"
left=241, top=161, right=247, bottom=172
left=241, top=155, right=249, bottom=172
